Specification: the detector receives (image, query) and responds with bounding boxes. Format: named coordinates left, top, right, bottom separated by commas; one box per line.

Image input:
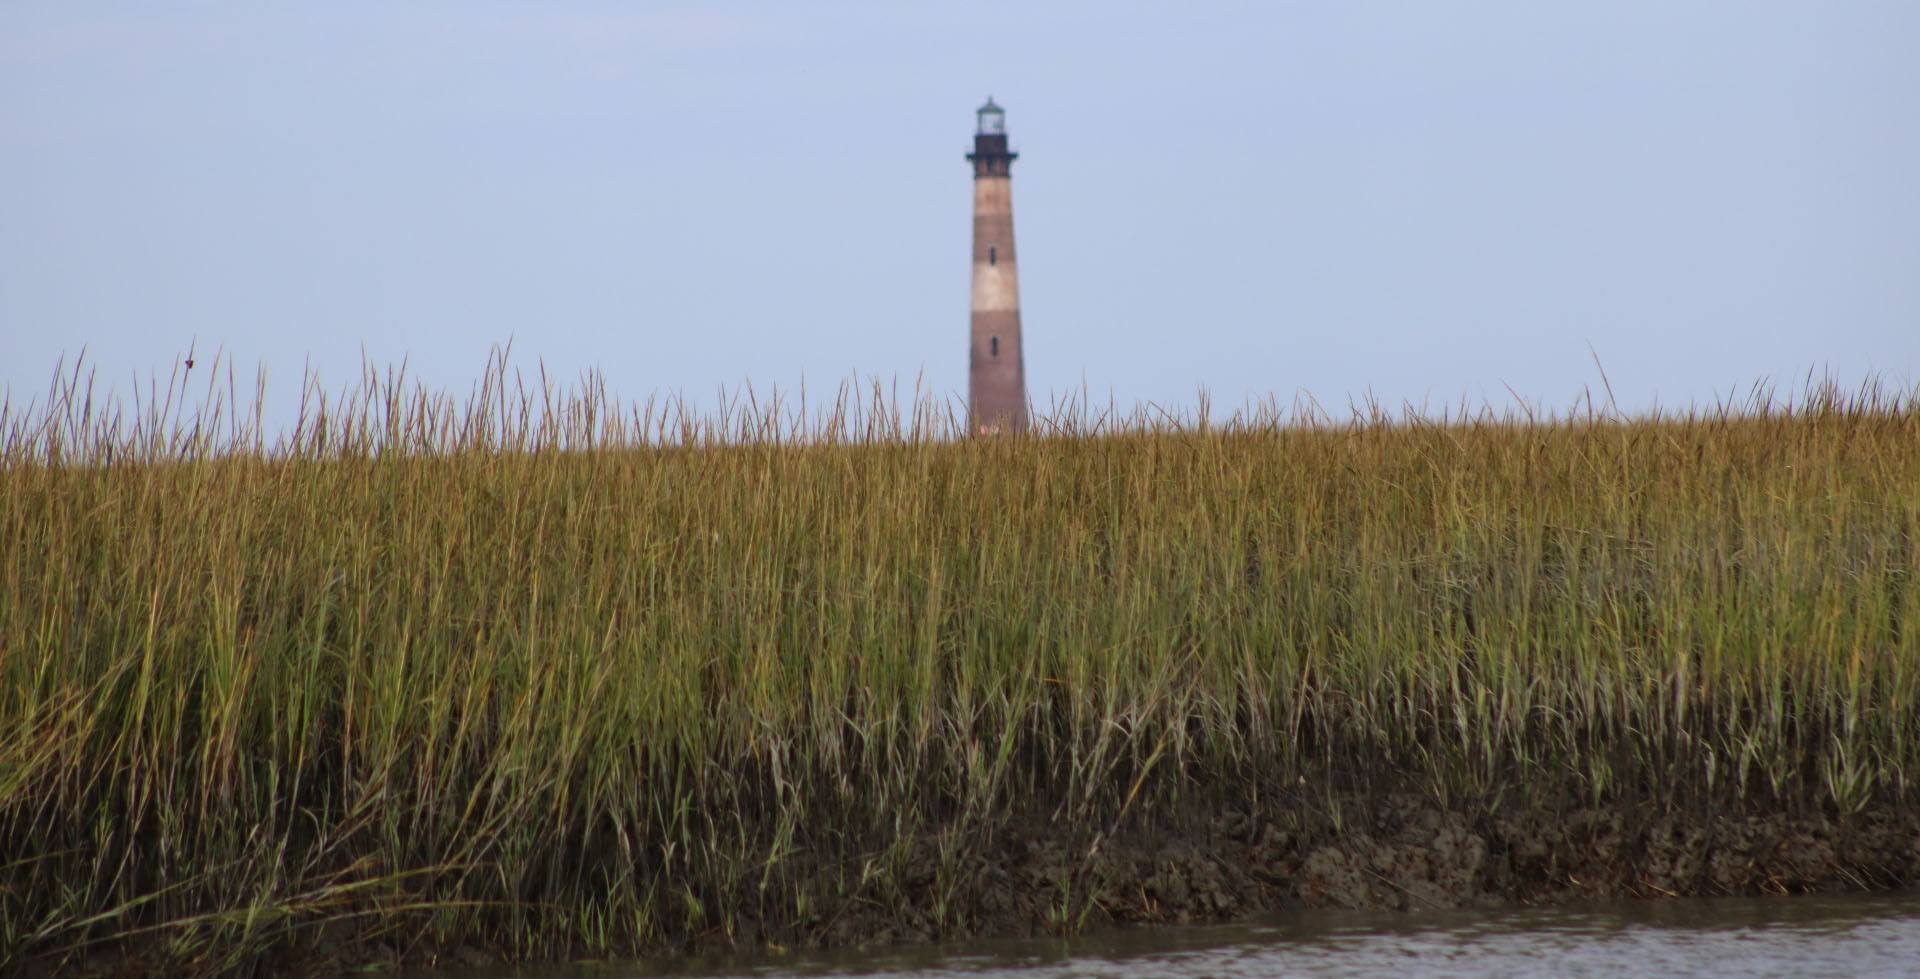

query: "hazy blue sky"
left=2, top=1, right=1915, bottom=425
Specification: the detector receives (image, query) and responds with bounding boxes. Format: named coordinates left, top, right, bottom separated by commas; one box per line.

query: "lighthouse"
left=966, top=97, right=1029, bottom=435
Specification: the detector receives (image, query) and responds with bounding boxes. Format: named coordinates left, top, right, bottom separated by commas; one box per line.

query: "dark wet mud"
left=793, top=794, right=1918, bottom=953
left=39, top=789, right=1920, bottom=977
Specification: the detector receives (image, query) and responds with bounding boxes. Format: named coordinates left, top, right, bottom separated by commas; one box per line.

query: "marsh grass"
left=2, top=354, right=1917, bottom=973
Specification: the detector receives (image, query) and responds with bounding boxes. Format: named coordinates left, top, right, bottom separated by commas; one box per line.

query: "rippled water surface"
left=430, top=891, right=1920, bottom=978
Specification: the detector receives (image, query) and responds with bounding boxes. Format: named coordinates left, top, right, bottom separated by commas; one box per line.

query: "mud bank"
left=799, top=794, right=1920, bottom=951
left=36, top=786, right=1920, bottom=978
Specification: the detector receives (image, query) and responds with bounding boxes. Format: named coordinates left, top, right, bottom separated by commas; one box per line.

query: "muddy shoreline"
left=52, top=787, right=1914, bottom=978
left=794, top=793, right=1919, bottom=951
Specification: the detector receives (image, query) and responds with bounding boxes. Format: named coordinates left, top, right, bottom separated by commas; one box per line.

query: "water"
left=430, top=891, right=1920, bottom=978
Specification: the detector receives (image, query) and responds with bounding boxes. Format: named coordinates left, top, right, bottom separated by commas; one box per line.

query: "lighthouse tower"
left=966, top=97, right=1029, bottom=435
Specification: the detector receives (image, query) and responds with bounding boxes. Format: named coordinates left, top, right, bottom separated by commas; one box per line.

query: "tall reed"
left=2, top=355, right=1916, bottom=972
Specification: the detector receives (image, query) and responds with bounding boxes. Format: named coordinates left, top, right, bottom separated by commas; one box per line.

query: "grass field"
left=3, top=358, right=1917, bottom=974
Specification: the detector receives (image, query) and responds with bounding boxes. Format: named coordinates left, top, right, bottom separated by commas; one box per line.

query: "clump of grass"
left=2, top=352, right=1916, bottom=973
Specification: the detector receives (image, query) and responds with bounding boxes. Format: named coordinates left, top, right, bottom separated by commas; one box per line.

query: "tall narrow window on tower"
left=965, top=97, right=1029, bottom=435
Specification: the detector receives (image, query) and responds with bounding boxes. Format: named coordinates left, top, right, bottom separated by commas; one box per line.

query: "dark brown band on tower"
left=970, top=310, right=1022, bottom=345
left=973, top=215, right=1016, bottom=265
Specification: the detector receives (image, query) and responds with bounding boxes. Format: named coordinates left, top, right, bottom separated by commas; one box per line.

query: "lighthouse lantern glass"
left=977, top=103, right=1005, bottom=135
